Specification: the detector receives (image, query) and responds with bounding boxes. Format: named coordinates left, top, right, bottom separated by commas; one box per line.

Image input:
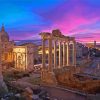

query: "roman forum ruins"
left=40, top=29, right=76, bottom=83
left=0, top=25, right=35, bottom=71
left=0, top=25, right=77, bottom=80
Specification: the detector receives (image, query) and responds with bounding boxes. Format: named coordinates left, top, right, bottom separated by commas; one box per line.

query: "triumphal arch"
left=40, top=29, right=76, bottom=84
left=0, top=25, right=35, bottom=71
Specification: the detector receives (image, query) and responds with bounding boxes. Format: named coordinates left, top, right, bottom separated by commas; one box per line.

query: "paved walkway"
left=42, top=85, right=87, bottom=100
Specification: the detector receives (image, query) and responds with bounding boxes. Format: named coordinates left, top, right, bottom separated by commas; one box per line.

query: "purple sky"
left=0, top=0, right=100, bottom=43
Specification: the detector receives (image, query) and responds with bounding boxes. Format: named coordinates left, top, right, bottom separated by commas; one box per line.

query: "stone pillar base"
left=41, top=69, right=57, bottom=85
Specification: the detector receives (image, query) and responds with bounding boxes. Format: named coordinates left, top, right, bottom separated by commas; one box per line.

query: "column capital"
left=42, top=38, right=46, bottom=41
left=73, top=40, right=76, bottom=44
left=53, top=39, right=57, bottom=42
left=63, top=41, right=66, bottom=44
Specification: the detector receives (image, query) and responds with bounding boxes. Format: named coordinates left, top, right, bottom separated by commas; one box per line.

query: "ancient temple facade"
left=40, top=29, right=77, bottom=84
left=40, top=29, right=76, bottom=70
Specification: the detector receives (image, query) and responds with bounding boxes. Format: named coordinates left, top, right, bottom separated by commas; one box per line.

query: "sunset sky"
left=0, top=0, right=100, bottom=43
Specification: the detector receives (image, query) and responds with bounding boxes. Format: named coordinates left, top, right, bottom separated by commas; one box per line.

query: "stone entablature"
left=40, top=29, right=75, bottom=42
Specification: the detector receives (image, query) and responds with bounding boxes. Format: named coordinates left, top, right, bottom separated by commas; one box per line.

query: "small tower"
left=1, top=24, right=5, bottom=32
left=94, top=41, right=96, bottom=48
left=0, top=24, right=9, bottom=42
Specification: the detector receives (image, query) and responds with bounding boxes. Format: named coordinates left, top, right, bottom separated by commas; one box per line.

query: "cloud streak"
left=0, top=0, right=100, bottom=42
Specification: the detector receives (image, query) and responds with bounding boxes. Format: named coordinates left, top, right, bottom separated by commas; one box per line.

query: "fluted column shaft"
left=66, top=42, right=70, bottom=66
left=48, top=38, right=52, bottom=71
left=59, top=41, right=62, bottom=68
left=63, top=42, right=66, bottom=66
left=13, top=52, right=17, bottom=69
left=54, top=40, right=57, bottom=68
left=73, top=42, right=76, bottom=67
left=42, top=39, right=46, bottom=69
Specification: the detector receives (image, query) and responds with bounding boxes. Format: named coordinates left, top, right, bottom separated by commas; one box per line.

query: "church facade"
left=0, top=25, right=15, bottom=69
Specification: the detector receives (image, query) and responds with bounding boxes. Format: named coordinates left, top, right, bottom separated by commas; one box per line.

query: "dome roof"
left=0, top=24, right=9, bottom=42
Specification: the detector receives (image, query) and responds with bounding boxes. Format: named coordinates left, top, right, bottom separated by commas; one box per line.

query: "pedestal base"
left=41, top=69, right=57, bottom=85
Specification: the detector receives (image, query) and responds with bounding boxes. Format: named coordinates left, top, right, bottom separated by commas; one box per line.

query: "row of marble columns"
left=53, top=41, right=76, bottom=68
left=42, top=39, right=76, bottom=71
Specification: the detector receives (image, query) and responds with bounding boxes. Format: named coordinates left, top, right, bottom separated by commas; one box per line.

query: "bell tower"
left=0, top=24, right=9, bottom=42
left=1, top=24, right=5, bottom=32
left=94, top=41, right=96, bottom=48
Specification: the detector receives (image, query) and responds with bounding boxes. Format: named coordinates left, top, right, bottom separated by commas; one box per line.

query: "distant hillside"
left=14, top=39, right=42, bottom=46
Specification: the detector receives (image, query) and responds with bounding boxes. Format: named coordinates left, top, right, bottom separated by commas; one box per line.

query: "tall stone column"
left=42, top=39, right=46, bottom=69
left=73, top=41, right=76, bottom=67
left=33, top=51, right=34, bottom=68
left=59, top=41, right=62, bottom=68
left=24, top=53, right=26, bottom=70
left=16, top=53, right=17, bottom=69
left=48, top=38, right=52, bottom=71
left=54, top=40, right=57, bottom=68
left=63, top=42, right=66, bottom=67
left=66, top=42, right=70, bottom=66
left=13, top=52, right=17, bottom=69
